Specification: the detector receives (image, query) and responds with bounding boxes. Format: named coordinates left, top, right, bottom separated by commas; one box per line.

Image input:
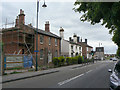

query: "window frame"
left=40, top=49, right=44, bottom=59
left=40, top=35, right=44, bottom=44
left=55, top=38, right=58, bottom=46
left=49, top=37, right=51, bottom=45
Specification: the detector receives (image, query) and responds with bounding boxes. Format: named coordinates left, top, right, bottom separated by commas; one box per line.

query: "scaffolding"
left=2, top=24, right=36, bottom=65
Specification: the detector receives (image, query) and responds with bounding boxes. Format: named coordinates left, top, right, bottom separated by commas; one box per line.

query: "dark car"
left=108, top=61, right=120, bottom=90
left=112, top=57, right=118, bottom=61
left=110, top=58, right=113, bottom=60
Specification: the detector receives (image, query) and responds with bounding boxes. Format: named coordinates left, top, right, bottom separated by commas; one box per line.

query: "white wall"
left=69, top=43, right=82, bottom=57
left=61, top=39, right=69, bottom=56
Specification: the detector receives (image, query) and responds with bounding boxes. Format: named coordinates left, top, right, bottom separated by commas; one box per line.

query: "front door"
left=48, top=53, right=52, bottom=63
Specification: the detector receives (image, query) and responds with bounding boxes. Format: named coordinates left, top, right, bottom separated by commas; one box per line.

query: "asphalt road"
left=3, top=60, right=116, bottom=88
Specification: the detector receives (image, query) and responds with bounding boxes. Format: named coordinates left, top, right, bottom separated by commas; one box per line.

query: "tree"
left=73, top=1, right=120, bottom=56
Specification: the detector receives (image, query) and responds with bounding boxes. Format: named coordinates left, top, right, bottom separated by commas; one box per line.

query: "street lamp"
left=36, top=0, right=47, bottom=71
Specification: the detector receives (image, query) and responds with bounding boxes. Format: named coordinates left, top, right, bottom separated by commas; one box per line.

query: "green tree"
left=73, top=2, right=120, bottom=56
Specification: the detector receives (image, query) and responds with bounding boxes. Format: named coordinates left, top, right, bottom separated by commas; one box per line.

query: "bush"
left=71, top=57, right=78, bottom=64
left=52, top=57, right=59, bottom=67
left=77, top=55, right=83, bottom=64
left=66, top=57, right=71, bottom=65
left=58, top=56, right=65, bottom=66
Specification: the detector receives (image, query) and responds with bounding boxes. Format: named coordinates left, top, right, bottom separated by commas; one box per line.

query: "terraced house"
left=1, top=9, right=61, bottom=66
left=60, top=28, right=82, bottom=57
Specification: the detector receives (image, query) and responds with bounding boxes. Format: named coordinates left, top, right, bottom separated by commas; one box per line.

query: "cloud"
left=1, top=1, right=117, bottom=54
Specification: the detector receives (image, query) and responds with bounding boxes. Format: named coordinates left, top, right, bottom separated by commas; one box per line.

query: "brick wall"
left=34, top=34, right=61, bottom=66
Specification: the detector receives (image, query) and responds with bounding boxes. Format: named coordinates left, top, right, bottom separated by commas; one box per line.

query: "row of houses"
left=1, top=9, right=101, bottom=66
left=60, top=27, right=93, bottom=59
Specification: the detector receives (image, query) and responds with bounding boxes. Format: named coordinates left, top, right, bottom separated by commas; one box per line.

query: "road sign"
left=34, top=50, right=39, bottom=52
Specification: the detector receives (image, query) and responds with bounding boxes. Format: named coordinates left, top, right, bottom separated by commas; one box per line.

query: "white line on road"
left=86, top=70, right=92, bottom=74
left=58, top=73, right=84, bottom=86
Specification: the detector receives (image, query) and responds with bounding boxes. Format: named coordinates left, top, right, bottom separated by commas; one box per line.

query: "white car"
left=112, top=57, right=117, bottom=61
left=108, top=61, right=120, bottom=90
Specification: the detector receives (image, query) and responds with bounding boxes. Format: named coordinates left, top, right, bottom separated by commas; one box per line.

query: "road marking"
left=58, top=73, right=84, bottom=86
left=86, top=70, right=92, bottom=74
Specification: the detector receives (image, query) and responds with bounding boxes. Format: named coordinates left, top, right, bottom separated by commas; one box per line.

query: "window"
left=55, top=50, right=58, bottom=57
left=55, top=39, right=58, bottom=46
left=79, top=47, right=81, bottom=50
left=71, top=53, right=73, bottom=57
left=71, top=45, right=73, bottom=50
left=76, top=46, right=77, bottom=50
left=87, top=47, right=88, bottom=51
left=49, top=37, right=51, bottom=45
left=40, top=49, right=43, bottom=59
left=40, top=35, right=44, bottom=44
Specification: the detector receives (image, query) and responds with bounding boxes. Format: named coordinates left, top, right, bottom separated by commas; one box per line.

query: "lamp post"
left=36, top=0, right=47, bottom=71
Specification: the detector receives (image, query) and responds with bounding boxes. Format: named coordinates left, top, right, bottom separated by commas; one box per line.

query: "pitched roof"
left=1, top=25, right=61, bottom=39
left=25, top=25, right=61, bottom=39
left=78, top=42, right=93, bottom=48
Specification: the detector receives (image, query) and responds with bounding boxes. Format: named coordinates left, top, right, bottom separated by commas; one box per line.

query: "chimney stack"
left=77, top=36, right=80, bottom=43
left=81, top=37, right=82, bottom=42
left=18, top=9, right=25, bottom=25
left=59, top=27, right=64, bottom=39
left=45, top=21, right=50, bottom=32
left=15, top=16, right=19, bottom=27
left=85, top=39, right=87, bottom=44
left=69, top=37, right=72, bottom=41
left=73, top=33, right=77, bottom=43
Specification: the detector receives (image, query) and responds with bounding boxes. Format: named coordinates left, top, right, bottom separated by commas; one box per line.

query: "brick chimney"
left=85, top=39, right=87, bottom=44
left=77, top=36, right=80, bottom=43
left=18, top=9, right=25, bottom=25
left=45, top=21, right=50, bottom=32
left=81, top=37, right=82, bottom=42
left=15, top=16, right=19, bottom=27
left=69, top=37, right=72, bottom=41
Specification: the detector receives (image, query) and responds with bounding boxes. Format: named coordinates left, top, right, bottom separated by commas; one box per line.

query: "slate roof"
left=1, top=25, right=61, bottom=39
left=25, top=25, right=61, bottom=39
left=78, top=42, right=93, bottom=48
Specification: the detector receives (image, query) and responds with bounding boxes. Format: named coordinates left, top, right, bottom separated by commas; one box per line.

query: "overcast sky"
left=1, top=0, right=118, bottom=54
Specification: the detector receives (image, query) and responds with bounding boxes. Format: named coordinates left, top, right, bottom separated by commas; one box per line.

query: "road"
left=3, top=60, right=116, bottom=88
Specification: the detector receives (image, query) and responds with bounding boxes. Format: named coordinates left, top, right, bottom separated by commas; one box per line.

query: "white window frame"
left=40, top=35, right=44, bottom=44
left=55, top=39, right=58, bottom=46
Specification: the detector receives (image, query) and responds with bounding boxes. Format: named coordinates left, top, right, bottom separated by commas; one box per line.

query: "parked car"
left=110, top=58, right=113, bottom=60
left=112, top=57, right=117, bottom=61
left=108, top=61, right=120, bottom=90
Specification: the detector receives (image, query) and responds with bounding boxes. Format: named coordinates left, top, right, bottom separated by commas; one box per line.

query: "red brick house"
left=78, top=39, right=93, bottom=59
left=1, top=9, right=61, bottom=66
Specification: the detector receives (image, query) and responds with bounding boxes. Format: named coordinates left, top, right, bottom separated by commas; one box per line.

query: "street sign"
left=34, top=50, right=39, bottom=52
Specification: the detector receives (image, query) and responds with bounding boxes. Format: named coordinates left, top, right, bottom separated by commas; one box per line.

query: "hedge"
left=52, top=55, right=93, bottom=67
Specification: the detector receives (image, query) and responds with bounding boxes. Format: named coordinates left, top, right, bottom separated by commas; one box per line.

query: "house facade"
left=94, top=47, right=105, bottom=60
left=78, top=39, right=93, bottom=59
left=60, top=28, right=82, bottom=57
left=2, top=9, right=61, bottom=66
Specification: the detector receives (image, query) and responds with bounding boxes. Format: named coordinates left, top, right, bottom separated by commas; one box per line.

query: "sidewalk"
left=2, top=62, right=96, bottom=84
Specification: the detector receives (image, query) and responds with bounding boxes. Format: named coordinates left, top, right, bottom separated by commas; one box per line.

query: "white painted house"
left=59, top=27, right=82, bottom=57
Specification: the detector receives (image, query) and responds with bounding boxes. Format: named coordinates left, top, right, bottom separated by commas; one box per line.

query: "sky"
left=0, top=0, right=118, bottom=54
